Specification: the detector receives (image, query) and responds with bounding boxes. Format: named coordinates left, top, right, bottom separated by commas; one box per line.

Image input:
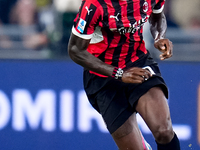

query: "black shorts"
left=83, top=52, right=168, bottom=134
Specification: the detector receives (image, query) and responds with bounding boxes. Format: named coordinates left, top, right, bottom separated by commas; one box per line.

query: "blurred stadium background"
left=0, top=0, right=200, bottom=149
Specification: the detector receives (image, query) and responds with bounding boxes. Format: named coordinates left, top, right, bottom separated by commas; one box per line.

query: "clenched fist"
left=122, top=67, right=152, bottom=84
left=154, top=39, right=173, bottom=60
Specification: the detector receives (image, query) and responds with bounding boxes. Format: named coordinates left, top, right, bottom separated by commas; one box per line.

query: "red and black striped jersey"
left=72, top=0, right=165, bottom=76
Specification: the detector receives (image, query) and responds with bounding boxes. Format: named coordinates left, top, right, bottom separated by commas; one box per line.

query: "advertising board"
left=0, top=60, right=199, bottom=150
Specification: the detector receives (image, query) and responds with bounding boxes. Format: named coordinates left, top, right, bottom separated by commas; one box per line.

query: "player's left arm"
left=149, top=11, right=173, bottom=60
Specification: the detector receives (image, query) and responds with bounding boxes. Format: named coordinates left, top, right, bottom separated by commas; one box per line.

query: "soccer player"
left=68, top=0, right=181, bottom=149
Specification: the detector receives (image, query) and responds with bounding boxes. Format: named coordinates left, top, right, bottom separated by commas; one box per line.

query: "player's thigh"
left=136, top=87, right=173, bottom=140
left=111, top=112, right=144, bottom=150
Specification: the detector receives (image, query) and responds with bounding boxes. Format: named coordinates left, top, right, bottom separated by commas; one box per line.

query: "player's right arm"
left=68, top=34, right=151, bottom=83
left=68, top=33, right=114, bottom=77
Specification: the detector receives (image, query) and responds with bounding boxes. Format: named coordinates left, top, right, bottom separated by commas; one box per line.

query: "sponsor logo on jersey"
left=85, top=6, right=93, bottom=15
left=77, top=18, right=86, bottom=33
left=110, top=15, right=149, bottom=35
left=109, top=13, right=120, bottom=22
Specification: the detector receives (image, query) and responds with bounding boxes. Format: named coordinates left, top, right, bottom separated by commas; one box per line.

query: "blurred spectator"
left=8, top=0, right=48, bottom=50
left=0, top=0, right=55, bottom=53
left=171, top=0, right=200, bottom=29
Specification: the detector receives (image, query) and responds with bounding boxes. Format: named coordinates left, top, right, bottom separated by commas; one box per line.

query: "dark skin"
left=68, top=12, right=173, bottom=83
left=68, top=11, right=174, bottom=150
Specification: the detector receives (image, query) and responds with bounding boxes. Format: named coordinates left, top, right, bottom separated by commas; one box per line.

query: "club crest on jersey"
left=143, top=1, right=149, bottom=13
left=77, top=18, right=86, bottom=33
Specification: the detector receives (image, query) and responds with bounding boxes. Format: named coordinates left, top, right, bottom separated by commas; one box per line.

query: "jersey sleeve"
left=153, top=0, right=165, bottom=14
left=72, top=0, right=101, bottom=40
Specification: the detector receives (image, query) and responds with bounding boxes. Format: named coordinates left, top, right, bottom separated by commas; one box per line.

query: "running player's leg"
left=111, top=112, right=150, bottom=150
left=136, top=86, right=180, bottom=150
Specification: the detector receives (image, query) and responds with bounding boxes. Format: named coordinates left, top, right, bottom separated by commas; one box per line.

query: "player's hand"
left=121, top=67, right=152, bottom=84
left=154, top=38, right=173, bottom=60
